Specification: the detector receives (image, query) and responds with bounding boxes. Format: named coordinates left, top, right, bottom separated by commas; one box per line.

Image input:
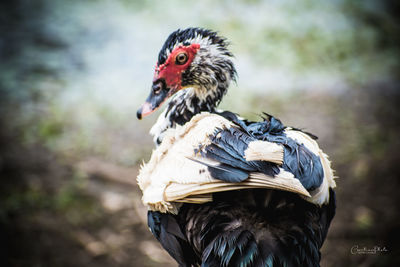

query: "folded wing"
left=137, top=112, right=335, bottom=213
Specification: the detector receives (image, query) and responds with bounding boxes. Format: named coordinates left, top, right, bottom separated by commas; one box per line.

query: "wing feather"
left=138, top=112, right=334, bottom=213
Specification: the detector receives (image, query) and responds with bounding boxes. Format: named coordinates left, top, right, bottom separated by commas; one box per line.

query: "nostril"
left=152, top=79, right=167, bottom=95
left=152, top=82, right=162, bottom=95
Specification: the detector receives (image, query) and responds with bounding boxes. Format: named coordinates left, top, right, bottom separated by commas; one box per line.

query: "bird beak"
left=137, top=79, right=175, bottom=119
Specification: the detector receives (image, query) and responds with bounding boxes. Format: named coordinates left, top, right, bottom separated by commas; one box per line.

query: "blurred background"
left=1, top=0, right=399, bottom=266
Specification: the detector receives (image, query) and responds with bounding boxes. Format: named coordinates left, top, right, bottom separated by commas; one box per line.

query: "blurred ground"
left=1, top=0, right=400, bottom=266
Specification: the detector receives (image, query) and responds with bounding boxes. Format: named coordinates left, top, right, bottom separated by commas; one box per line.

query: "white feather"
left=138, top=112, right=234, bottom=213
left=244, top=140, right=284, bottom=164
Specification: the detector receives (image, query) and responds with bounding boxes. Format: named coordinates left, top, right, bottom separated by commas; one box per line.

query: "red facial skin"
left=137, top=43, right=200, bottom=120
left=154, top=43, right=200, bottom=91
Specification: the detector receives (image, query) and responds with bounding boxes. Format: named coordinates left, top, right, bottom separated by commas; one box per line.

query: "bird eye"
left=175, top=53, right=188, bottom=65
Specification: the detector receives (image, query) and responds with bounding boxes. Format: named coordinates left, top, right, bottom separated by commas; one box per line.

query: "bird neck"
left=150, top=84, right=227, bottom=145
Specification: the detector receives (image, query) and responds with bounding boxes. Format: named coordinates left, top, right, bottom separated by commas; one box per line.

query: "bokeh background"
left=1, top=0, right=399, bottom=266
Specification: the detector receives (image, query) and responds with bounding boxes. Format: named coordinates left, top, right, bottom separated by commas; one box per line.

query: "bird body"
left=137, top=28, right=336, bottom=267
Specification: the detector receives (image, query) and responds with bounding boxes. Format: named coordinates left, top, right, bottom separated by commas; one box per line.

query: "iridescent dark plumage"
left=150, top=188, right=335, bottom=267
left=140, top=28, right=336, bottom=267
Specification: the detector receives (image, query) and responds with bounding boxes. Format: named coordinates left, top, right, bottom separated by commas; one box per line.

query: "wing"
left=138, top=112, right=335, bottom=213
left=217, top=111, right=336, bottom=205
left=197, top=125, right=284, bottom=180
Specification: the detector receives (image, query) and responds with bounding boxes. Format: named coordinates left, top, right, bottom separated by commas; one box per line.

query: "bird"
left=136, top=28, right=336, bottom=267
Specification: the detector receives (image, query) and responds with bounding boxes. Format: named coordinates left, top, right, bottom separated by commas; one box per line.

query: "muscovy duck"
left=137, top=28, right=336, bottom=267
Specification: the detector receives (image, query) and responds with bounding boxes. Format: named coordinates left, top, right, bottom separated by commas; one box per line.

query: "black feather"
left=197, top=125, right=281, bottom=183
left=147, top=211, right=197, bottom=267
left=186, top=157, right=249, bottom=182
left=166, top=189, right=336, bottom=266
left=222, top=112, right=325, bottom=191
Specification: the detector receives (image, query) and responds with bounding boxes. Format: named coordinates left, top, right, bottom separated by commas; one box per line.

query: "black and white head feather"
left=149, top=28, right=237, bottom=144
